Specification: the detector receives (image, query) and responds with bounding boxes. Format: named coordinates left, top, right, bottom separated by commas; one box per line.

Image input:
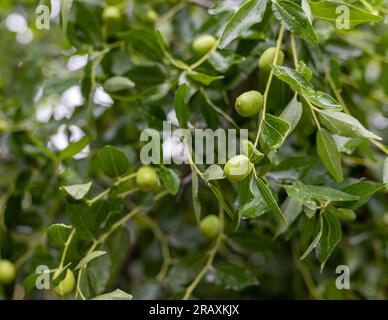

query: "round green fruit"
left=136, top=167, right=159, bottom=191
left=235, top=91, right=263, bottom=117
left=0, top=259, right=16, bottom=284
left=103, top=6, right=121, bottom=21
left=258, top=47, right=284, bottom=73
left=192, top=35, right=217, bottom=56
left=52, top=269, right=75, bottom=297
left=200, top=215, right=221, bottom=240
left=224, top=155, right=252, bottom=182
left=146, top=9, right=158, bottom=23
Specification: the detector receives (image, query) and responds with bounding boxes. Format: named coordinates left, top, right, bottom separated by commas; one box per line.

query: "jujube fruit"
left=0, top=259, right=16, bottom=284
left=136, top=167, right=159, bottom=191
left=224, top=155, right=252, bottom=182
left=235, top=91, right=263, bottom=117
left=258, top=47, right=284, bottom=73
left=200, top=215, right=221, bottom=240
left=52, top=269, right=75, bottom=297
left=192, top=35, right=217, bottom=56
left=103, top=6, right=121, bottom=21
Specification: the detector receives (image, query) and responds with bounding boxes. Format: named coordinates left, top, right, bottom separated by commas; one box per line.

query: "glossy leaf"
left=219, top=0, right=268, bottom=49
left=317, top=210, right=342, bottom=270
left=98, top=146, right=130, bottom=177
left=317, top=129, right=343, bottom=182
left=309, top=0, right=382, bottom=28
left=260, top=114, right=291, bottom=153
left=319, top=110, right=382, bottom=140
left=272, top=0, right=319, bottom=45
left=159, top=167, right=180, bottom=195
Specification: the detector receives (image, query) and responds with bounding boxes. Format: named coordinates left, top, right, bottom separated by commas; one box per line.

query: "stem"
left=157, top=0, right=186, bottom=25
left=290, top=34, right=298, bottom=68
left=136, top=215, right=171, bottom=281
left=200, top=88, right=239, bottom=129
left=87, top=172, right=137, bottom=206
left=183, top=207, right=224, bottom=300
left=254, top=26, right=285, bottom=147
left=189, top=39, right=219, bottom=71
left=291, top=242, right=324, bottom=300
left=75, top=191, right=169, bottom=299
left=58, top=229, right=76, bottom=270
left=290, top=34, right=321, bottom=129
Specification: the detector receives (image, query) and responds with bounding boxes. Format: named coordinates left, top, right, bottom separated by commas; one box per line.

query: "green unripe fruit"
left=258, top=47, right=284, bottom=73
left=192, top=35, right=217, bottom=56
left=0, top=259, right=16, bottom=284
left=146, top=9, right=158, bottom=23
left=103, top=6, right=121, bottom=21
left=235, top=91, right=263, bottom=117
left=200, top=215, right=221, bottom=240
left=136, top=167, right=159, bottom=191
left=52, top=269, right=75, bottom=297
left=224, top=155, right=252, bottom=182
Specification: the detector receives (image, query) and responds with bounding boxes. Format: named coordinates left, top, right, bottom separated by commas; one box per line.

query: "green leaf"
left=242, top=140, right=264, bottom=164
left=296, top=61, right=313, bottom=80
left=260, top=114, right=291, bottom=153
left=317, top=129, right=343, bottom=182
left=319, top=110, right=382, bottom=140
left=60, top=182, right=92, bottom=201
left=208, top=183, right=235, bottom=219
left=280, top=96, right=303, bottom=133
left=187, top=71, right=224, bottom=86
left=159, top=167, right=180, bottom=195
left=272, top=0, right=319, bottom=45
left=66, top=202, right=106, bottom=241
left=255, top=175, right=287, bottom=224
left=98, top=145, right=130, bottom=177
left=302, top=89, right=342, bottom=111
left=272, top=65, right=315, bottom=93
left=214, top=262, right=259, bottom=290
left=200, top=88, right=239, bottom=129
left=219, top=0, right=268, bottom=49
left=285, top=184, right=359, bottom=204
left=120, top=27, right=164, bottom=61
left=75, top=251, right=107, bottom=270
left=317, top=210, right=342, bottom=270
left=103, top=76, right=135, bottom=93
left=173, top=84, right=190, bottom=128
left=332, top=135, right=362, bottom=155
left=342, top=181, right=385, bottom=209
left=309, top=0, right=382, bottom=28
left=330, top=207, right=356, bottom=221
left=272, top=66, right=341, bottom=111
left=208, top=0, right=245, bottom=15
left=384, top=157, right=388, bottom=189
left=59, top=136, right=90, bottom=160
left=92, top=289, right=132, bottom=300
left=191, top=168, right=201, bottom=222
left=155, top=31, right=188, bottom=69
left=47, top=224, right=72, bottom=249
left=60, top=0, right=74, bottom=32
left=300, top=215, right=322, bottom=260
left=275, top=198, right=302, bottom=237
left=239, top=173, right=270, bottom=219
left=208, top=51, right=245, bottom=73
left=204, top=165, right=225, bottom=181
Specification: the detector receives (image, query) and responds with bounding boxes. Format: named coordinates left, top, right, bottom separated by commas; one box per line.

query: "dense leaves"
left=0, top=0, right=387, bottom=301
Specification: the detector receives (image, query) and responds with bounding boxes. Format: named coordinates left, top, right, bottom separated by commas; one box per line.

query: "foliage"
left=0, top=0, right=388, bottom=300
